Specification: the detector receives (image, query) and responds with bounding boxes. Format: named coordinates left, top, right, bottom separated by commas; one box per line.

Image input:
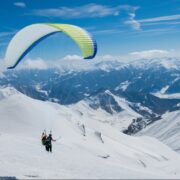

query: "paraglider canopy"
left=4, top=23, right=97, bottom=69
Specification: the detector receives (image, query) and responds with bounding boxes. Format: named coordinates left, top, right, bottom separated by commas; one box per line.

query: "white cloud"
left=93, top=29, right=122, bottom=35
left=125, top=13, right=141, bottom=30
left=62, top=55, right=83, bottom=61
left=31, top=3, right=140, bottom=31
left=0, top=59, right=6, bottom=77
left=14, top=2, right=26, bottom=8
left=100, top=54, right=117, bottom=60
left=32, top=4, right=120, bottom=18
left=138, top=14, right=180, bottom=23
left=18, top=58, right=48, bottom=70
left=95, top=49, right=180, bottom=61
left=140, top=20, right=180, bottom=27
left=2, top=49, right=179, bottom=72
left=31, top=4, right=138, bottom=19
left=57, top=51, right=178, bottom=64
left=130, top=49, right=170, bottom=59
left=0, top=32, right=13, bottom=38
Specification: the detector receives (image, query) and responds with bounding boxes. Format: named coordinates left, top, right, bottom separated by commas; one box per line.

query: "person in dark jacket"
left=45, top=133, right=56, bottom=152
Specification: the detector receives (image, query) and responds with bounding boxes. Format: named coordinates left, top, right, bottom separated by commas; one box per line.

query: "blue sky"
left=0, top=0, right=180, bottom=59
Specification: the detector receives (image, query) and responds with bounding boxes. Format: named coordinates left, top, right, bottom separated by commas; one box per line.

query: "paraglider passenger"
left=41, top=130, right=47, bottom=146
left=45, top=133, right=56, bottom=152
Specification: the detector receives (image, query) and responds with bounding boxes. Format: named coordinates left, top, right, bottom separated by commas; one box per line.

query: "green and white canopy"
left=5, top=23, right=97, bottom=69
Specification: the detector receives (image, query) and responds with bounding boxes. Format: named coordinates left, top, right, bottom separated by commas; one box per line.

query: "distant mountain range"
left=0, top=57, right=180, bottom=132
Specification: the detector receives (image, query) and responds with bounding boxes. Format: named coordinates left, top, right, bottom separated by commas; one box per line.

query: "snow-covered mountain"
left=1, top=87, right=180, bottom=179
left=138, top=110, right=180, bottom=153
left=0, top=57, right=179, bottom=132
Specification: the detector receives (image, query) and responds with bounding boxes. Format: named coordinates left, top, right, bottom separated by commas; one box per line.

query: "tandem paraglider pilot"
left=41, top=131, right=56, bottom=153
left=45, top=133, right=56, bottom=152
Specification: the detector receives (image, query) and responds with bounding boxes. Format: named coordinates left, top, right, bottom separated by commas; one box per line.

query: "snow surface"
left=115, top=81, right=130, bottom=91
left=159, top=86, right=170, bottom=94
left=85, top=90, right=142, bottom=131
left=107, top=90, right=141, bottom=117
left=35, top=84, right=48, bottom=96
left=139, top=111, right=180, bottom=153
left=152, top=85, right=180, bottom=99
left=1, top=87, right=180, bottom=179
left=135, top=103, right=153, bottom=114
left=152, top=92, right=180, bottom=99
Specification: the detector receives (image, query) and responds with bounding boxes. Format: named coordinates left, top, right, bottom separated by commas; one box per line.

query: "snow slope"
left=1, top=87, right=180, bottom=179
left=139, top=111, right=180, bottom=153
left=86, top=90, right=142, bottom=131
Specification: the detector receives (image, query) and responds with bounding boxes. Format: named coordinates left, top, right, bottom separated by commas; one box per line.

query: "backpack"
left=41, top=136, right=47, bottom=145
